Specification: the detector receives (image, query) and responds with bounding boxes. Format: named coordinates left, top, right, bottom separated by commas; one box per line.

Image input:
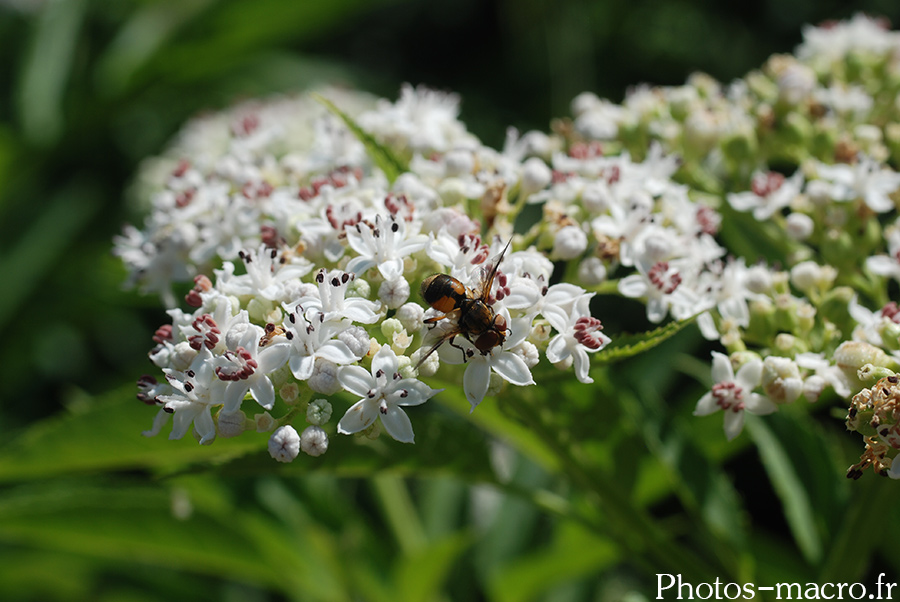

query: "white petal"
left=378, top=258, right=405, bottom=281
left=142, top=408, right=171, bottom=438
left=463, top=360, right=491, bottom=410
left=617, top=274, right=648, bottom=298
left=223, top=381, right=250, bottom=414
left=541, top=305, right=569, bottom=333
left=346, top=256, right=376, bottom=276
left=337, top=400, right=377, bottom=435
left=710, top=351, right=734, bottom=384
left=865, top=189, right=894, bottom=213
left=693, top=392, right=718, bottom=416
left=371, top=344, right=399, bottom=376
left=290, top=354, right=315, bottom=380
left=735, top=359, right=763, bottom=389
left=502, top=280, right=542, bottom=310
left=866, top=255, right=900, bottom=277
left=381, top=406, right=415, bottom=443
left=396, top=379, right=441, bottom=407
left=338, top=365, right=376, bottom=397
left=250, top=377, right=275, bottom=410
left=571, top=348, right=593, bottom=384
left=169, top=408, right=194, bottom=441
left=316, top=341, right=359, bottom=366
left=696, top=311, right=720, bottom=341
left=258, top=342, right=290, bottom=373
left=491, top=352, right=535, bottom=386
left=194, top=407, right=217, bottom=444
left=744, top=393, right=778, bottom=416
left=545, top=334, right=571, bottom=364
left=723, top=409, right=745, bottom=441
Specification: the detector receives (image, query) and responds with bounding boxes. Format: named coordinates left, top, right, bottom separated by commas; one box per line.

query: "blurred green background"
left=3, top=0, right=900, bottom=600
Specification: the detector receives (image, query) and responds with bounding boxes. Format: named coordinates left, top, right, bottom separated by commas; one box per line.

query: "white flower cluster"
left=567, top=14, right=900, bottom=448
left=119, top=15, right=900, bottom=474
left=121, top=84, right=612, bottom=459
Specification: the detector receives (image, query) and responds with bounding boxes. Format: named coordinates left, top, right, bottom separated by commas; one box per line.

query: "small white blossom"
left=694, top=352, right=777, bottom=440
left=337, top=345, right=442, bottom=443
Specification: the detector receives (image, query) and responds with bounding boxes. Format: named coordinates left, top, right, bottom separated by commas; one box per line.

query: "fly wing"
left=469, top=238, right=512, bottom=301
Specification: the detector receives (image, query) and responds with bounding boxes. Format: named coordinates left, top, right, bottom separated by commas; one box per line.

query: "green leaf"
left=0, top=480, right=280, bottom=588
left=0, top=180, right=101, bottom=333
left=593, top=315, right=697, bottom=365
left=487, top=521, right=618, bottom=602
left=16, top=0, right=86, bottom=145
left=312, top=92, right=407, bottom=182
left=745, top=413, right=823, bottom=565
left=395, top=533, right=471, bottom=602
left=0, top=385, right=267, bottom=484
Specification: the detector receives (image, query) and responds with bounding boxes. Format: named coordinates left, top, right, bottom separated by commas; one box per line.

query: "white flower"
left=157, top=348, right=225, bottom=444
left=282, top=308, right=358, bottom=381
left=337, top=345, right=442, bottom=443
left=618, top=259, right=699, bottom=323
left=221, top=244, right=313, bottom=302
left=345, top=214, right=428, bottom=280
left=435, top=312, right=536, bottom=410
left=215, top=324, right=290, bottom=413
left=866, top=228, right=900, bottom=282
left=544, top=296, right=610, bottom=384
left=796, top=352, right=852, bottom=400
left=694, top=352, right=777, bottom=441
left=292, top=269, right=381, bottom=324
left=727, top=170, right=803, bottom=221
left=814, top=155, right=900, bottom=213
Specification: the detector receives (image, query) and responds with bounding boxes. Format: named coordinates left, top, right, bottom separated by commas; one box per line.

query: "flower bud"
left=268, top=425, right=300, bottom=463
left=553, top=225, right=588, bottom=260
left=762, top=356, right=803, bottom=404
left=338, top=325, right=370, bottom=359
left=300, top=426, right=329, bottom=457
left=381, top=317, right=404, bottom=339
left=785, top=212, right=814, bottom=240
left=306, top=398, right=333, bottom=425
left=834, top=341, right=900, bottom=390
left=308, top=358, right=342, bottom=395
left=513, top=341, right=540, bottom=369
left=347, top=277, right=370, bottom=299
left=520, top=157, right=552, bottom=196
left=218, top=410, right=247, bottom=438
left=279, top=381, right=300, bottom=404
left=379, top=277, right=410, bottom=309
left=577, top=256, right=608, bottom=285
left=410, top=346, right=440, bottom=377
left=255, top=412, right=276, bottom=432
left=486, top=372, right=504, bottom=397
left=396, top=302, right=425, bottom=333
left=444, top=149, right=474, bottom=177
